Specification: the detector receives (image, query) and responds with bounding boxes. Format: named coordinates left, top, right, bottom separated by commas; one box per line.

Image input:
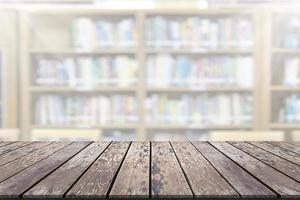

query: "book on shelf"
left=283, top=57, right=300, bottom=86
left=146, top=93, right=253, bottom=125
left=34, top=55, right=138, bottom=88
left=278, top=94, right=300, bottom=124
left=281, top=16, right=300, bottom=49
left=146, top=54, right=253, bottom=87
left=149, top=131, right=209, bottom=141
left=102, top=130, right=136, bottom=141
left=71, top=17, right=136, bottom=50
left=145, top=16, right=253, bottom=49
left=34, top=94, right=138, bottom=126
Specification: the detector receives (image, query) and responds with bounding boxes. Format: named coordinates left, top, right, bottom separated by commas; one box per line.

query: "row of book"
left=102, top=130, right=136, bottom=141
left=149, top=131, right=209, bottom=141
left=29, top=130, right=208, bottom=141
left=35, top=56, right=138, bottom=87
left=145, top=16, right=253, bottom=49
left=283, top=57, right=300, bottom=86
left=101, top=131, right=209, bottom=141
left=146, top=93, right=253, bottom=125
left=146, top=55, right=253, bottom=87
left=278, top=94, right=300, bottom=123
left=30, top=129, right=135, bottom=141
left=72, top=17, right=136, bottom=50
left=281, top=17, right=300, bottom=49
left=34, top=95, right=138, bottom=126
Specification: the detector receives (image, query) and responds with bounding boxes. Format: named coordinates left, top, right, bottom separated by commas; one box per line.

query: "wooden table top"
left=0, top=141, right=299, bottom=199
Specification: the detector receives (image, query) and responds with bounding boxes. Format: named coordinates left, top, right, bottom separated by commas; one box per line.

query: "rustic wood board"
left=0, top=142, right=71, bottom=182
left=66, top=142, right=130, bottom=198
left=0, top=142, right=90, bottom=198
left=172, top=142, right=238, bottom=198
left=285, top=142, right=300, bottom=147
left=267, top=142, right=300, bottom=155
left=151, top=142, right=193, bottom=198
left=0, top=142, right=15, bottom=148
left=23, top=142, right=109, bottom=198
left=0, top=142, right=51, bottom=166
left=230, top=142, right=300, bottom=182
left=250, top=142, right=300, bottom=165
left=0, top=142, right=298, bottom=199
left=0, top=142, right=32, bottom=156
left=109, top=142, right=150, bottom=198
left=210, top=142, right=300, bottom=198
left=192, top=142, right=276, bottom=198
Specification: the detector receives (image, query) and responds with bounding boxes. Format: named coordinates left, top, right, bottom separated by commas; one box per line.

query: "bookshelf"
left=268, top=9, right=300, bottom=139
left=19, top=8, right=261, bottom=141
left=20, top=9, right=142, bottom=140
left=143, top=9, right=260, bottom=140
left=0, top=10, right=18, bottom=135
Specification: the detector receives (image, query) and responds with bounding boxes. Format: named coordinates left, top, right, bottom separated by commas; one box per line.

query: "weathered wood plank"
left=268, top=142, right=300, bottom=155
left=250, top=142, right=300, bottom=165
left=0, top=142, right=32, bottom=156
left=151, top=142, right=192, bottom=198
left=0, top=142, right=90, bottom=198
left=171, top=142, right=237, bottom=198
left=192, top=142, right=276, bottom=198
left=66, top=142, right=130, bottom=198
left=0, top=142, right=71, bottom=182
left=211, top=142, right=300, bottom=198
left=230, top=142, right=300, bottom=182
left=23, top=142, right=110, bottom=198
left=286, top=142, right=300, bottom=147
left=0, top=142, right=51, bottom=166
left=109, top=142, right=150, bottom=198
left=0, top=142, right=14, bottom=148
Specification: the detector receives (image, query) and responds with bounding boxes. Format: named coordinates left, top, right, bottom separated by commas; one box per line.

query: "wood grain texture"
left=0, top=142, right=90, bottom=198
left=0, top=142, right=51, bottom=166
left=109, top=142, right=150, bottom=198
left=23, top=142, right=110, bottom=198
left=268, top=142, right=300, bottom=155
left=192, top=142, right=276, bottom=198
left=211, top=142, right=300, bottom=198
left=172, top=142, right=238, bottom=198
left=151, top=142, right=193, bottom=198
left=250, top=142, right=300, bottom=165
left=0, top=142, right=71, bottom=182
left=230, top=142, right=300, bottom=182
left=66, top=142, right=130, bottom=198
left=0, top=142, right=15, bottom=148
left=0, top=142, right=32, bottom=156
left=286, top=142, right=300, bottom=147
left=0, top=142, right=298, bottom=199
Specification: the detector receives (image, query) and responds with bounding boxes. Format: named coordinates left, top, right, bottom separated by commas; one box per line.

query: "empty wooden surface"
left=171, top=142, right=237, bottom=198
left=110, top=142, right=150, bottom=198
left=0, top=141, right=298, bottom=199
left=192, top=142, right=276, bottom=198
left=151, top=142, right=192, bottom=198
left=66, top=142, right=130, bottom=198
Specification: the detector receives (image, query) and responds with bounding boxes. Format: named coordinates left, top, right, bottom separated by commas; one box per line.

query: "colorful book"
left=145, top=16, right=253, bottom=49
left=35, top=94, right=138, bottom=126
left=146, top=55, right=253, bottom=87
left=146, top=93, right=253, bottom=125
left=34, top=55, right=138, bottom=87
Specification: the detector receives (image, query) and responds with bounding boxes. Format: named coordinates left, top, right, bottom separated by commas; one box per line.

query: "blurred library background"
left=0, top=0, right=300, bottom=141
